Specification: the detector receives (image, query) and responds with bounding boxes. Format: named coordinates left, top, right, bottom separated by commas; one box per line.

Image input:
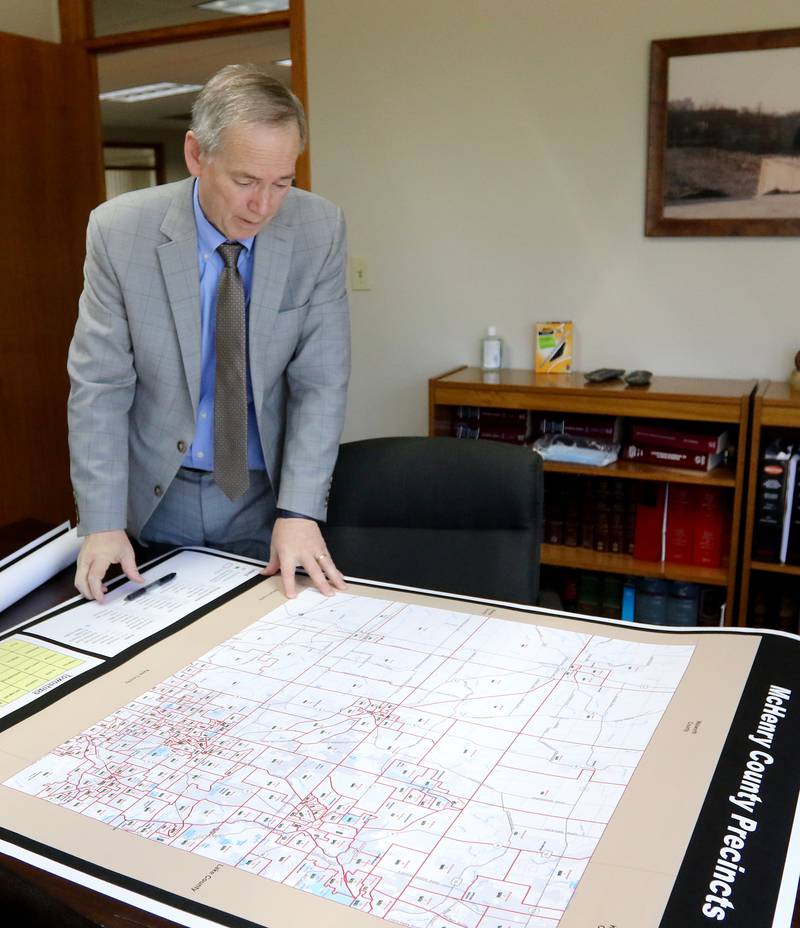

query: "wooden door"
left=0, top=31, right=103, bottom=528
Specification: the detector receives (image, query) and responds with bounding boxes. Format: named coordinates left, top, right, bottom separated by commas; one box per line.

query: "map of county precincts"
left=6, top=590, right=694, bottom=928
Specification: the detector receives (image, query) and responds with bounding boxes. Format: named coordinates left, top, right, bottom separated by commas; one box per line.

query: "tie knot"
left=218, top=241, right=243, bottom=268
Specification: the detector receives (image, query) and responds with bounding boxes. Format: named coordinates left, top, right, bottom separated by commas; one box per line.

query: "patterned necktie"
left=214, top=241, right=250, bottom=501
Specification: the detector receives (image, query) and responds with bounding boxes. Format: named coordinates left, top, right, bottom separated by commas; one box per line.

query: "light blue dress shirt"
left=183, top=179, right=266, bottom=472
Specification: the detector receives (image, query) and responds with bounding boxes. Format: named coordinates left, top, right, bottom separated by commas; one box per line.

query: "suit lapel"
left=157, top=178, right=202, bottom=410
left=249, top=216, right=295, bottom=403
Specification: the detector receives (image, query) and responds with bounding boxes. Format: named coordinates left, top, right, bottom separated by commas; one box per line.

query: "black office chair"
left=324, top=436, right=543, bottom=604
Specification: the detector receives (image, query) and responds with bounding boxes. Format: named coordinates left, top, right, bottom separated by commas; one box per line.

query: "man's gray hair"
left=191, top=64, right=307, bottom=154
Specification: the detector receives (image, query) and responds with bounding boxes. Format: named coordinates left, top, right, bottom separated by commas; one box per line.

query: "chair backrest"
left=324, top=436, right=543, bottom=604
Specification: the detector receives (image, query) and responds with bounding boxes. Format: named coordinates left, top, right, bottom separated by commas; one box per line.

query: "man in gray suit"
left=68, top=65, right=350, bottom=602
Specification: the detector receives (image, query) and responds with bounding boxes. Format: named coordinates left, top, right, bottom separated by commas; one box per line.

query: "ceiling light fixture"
left=274, top=58, right=292, bottom=67
left=195, top=1, right=289, bottom=14
left=100, top=82, right=204, bottom=103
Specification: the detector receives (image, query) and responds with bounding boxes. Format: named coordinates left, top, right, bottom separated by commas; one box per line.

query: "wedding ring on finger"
left=315, top=553, right=328, bottom=563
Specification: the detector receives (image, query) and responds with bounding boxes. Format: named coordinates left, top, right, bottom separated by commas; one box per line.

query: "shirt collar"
left=192, top=178, right=255, bottom=255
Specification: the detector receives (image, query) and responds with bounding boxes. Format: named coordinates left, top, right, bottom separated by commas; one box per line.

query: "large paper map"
left=7, top=590, right=694, bottom=928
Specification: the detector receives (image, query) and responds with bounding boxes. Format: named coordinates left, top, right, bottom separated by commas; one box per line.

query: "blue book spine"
left=621, top=582, right=635, bottom=622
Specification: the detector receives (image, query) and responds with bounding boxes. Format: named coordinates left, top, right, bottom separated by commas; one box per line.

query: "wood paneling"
left=0, top=32, right=103, bottom=528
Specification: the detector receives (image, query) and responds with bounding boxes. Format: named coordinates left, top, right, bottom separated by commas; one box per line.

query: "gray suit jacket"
left=68, top=177, right=350, bottom=538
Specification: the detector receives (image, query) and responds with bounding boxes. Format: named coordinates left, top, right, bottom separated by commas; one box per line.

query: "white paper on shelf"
left=0, top=523, right=82, bottom=615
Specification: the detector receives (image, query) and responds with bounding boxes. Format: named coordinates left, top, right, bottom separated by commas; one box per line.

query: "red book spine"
left=624, top=484, right=637, bottom=555
left=665, top=485, right=695, bottom=563
left=609, top=480, right=626, bottom=554
left=544, top=476, right=565, bottom=545
left=580, top=479, right=595, bottom=549
left=592, top=479, right=611, bottom=553
left=624, top=444, right=721, bottom=472
left=721, top=504, right=732, bottom=569
left=630, top=424, right=729, bottom=454
left=633, top=484, right=666, bottom=562
left=563, top=493, right=580, bottom=547
left=693, top=487, right=725, bottom=568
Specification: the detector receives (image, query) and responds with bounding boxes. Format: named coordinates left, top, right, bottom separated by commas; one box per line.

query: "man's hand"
left=75, top=530, right=144, bottom=603
left=264, top=517, right=346, bottom=599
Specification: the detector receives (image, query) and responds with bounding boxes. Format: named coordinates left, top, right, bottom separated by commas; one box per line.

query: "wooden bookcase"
left=429, top=367, right=757, bottom=624
left=738, top=381, right=800, bottom=626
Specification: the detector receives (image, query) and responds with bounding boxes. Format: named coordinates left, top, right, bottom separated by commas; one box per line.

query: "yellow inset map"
left=0, top=639, right=82, bottom=705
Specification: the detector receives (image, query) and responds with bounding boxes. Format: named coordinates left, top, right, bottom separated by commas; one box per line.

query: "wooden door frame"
left=58, top=0, right=312, bottom=190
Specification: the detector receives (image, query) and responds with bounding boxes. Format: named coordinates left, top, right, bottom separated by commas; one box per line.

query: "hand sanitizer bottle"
left=481, top=326, right=503, bottom=370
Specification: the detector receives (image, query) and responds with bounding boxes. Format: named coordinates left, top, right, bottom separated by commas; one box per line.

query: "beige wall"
left=4, top=2, right=796, bottom=443
left=0, top=0, right=59, bottom=42
left=306, top=0, right=800, bottom=441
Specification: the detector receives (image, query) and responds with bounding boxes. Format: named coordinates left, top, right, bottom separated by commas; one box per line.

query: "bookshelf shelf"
left=543, top=460, right=737, bottom=487
left=739, top=382, right=800, bottom=626
left=541, top=544, right=728, bottom=585
left=429, top=366, right=756, bottom=624
left=430, top=367, right=754, bottom=423
left=749, top=560, right=800, bottom=577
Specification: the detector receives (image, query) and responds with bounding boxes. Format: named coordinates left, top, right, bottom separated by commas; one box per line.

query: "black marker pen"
left=124, top=572, right=177, bottom=602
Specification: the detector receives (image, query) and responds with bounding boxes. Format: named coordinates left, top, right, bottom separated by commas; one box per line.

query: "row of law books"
left=451, top=408, right=731, bottom=472
left=544, top=566, right=725, bottom=625
left=545, top=475, right=730, bottom=568
left=450, top=406, right=530, bottom=443
left=450, top=408, right=620, bottom=445
left=545, top=476, right=635, bottom=555
left=622, top=418, right=730, bottom=472
left=752, top=438, right=800, bottom=564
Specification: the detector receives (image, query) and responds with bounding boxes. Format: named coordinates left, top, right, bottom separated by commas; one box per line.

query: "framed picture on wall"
left=646, top=26, right=800, bottom=236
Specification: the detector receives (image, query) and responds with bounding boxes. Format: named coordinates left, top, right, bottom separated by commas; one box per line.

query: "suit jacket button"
left=177, top=440, right=187, bottom=453
left=154, top=485, right=163, bottom=497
